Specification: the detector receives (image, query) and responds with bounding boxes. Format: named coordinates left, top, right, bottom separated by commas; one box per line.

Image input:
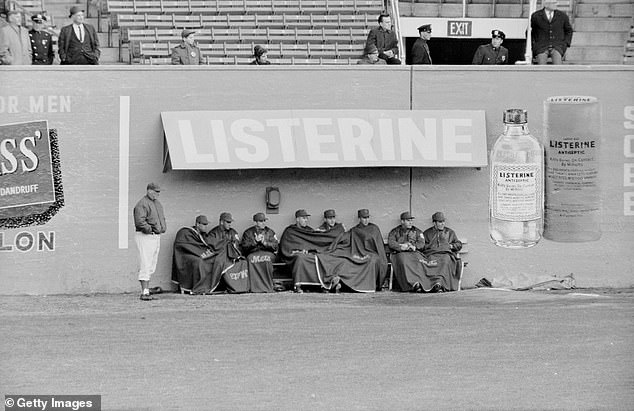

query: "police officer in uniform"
left=472, top=29, right=508, bottom=65
left=29, top=14, right=54, bottom=65
left=410, top=24, right=432, bottom=65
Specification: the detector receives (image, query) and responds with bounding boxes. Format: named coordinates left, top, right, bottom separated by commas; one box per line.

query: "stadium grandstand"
left=1, top=0, right=633, bottom=64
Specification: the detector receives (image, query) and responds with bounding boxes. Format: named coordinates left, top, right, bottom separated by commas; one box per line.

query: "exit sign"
left=447, top=21, right=472, bottom=36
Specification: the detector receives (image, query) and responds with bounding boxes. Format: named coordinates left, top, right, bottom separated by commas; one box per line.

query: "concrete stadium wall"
left=0, top=66, right=632, bottom=294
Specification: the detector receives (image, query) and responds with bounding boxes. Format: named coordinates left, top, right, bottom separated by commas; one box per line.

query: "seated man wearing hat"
left=29, top=14, right=54, bottom=65
left=357, top=44, right=386, bottom=65
left=349, top=209, right=388, bottom=290
left=280, top=209, right=379, bottom=293
left=422, top=212, right=463, bottom=292
left=171, top=29, right=204, bottom=65
left=388, top=211, right=437, bottom=292
left=240, top=212, right=279, bottom=293
left=58, top=6, right=99, bottom=65
left=250, top=45, right=270, bottom=65
left=410, top=24, right=432, bottom=65
left=317, top=209, right=345, bottom=235
left=172, top=215, right=217, bottom=294
left=472, top=30, right=508, bottom=65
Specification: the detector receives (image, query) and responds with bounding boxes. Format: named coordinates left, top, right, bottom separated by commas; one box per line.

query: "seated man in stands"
left=422, top=212, right=463, bottom=292
left=349, top=209, right=388, bottom=290
left=357, top=44, right=386, bottom=65
left=250, top=45, right=270, bottom=65
left=388, top=211, right=437, bottom=292
left=240, top=212, right=279, bottom=292
left=171, top=215, right=217, bottom=294
left=365, top=13, right=401, bottom=65
left=280, top=209, right=377, bottom=293
left=317, top=209, right=345, bottom=234
left=171, top=29, right=204, bottom=65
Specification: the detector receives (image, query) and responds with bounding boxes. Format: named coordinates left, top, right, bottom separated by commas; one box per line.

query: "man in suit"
left=410, top=24, right=432, bottom=65
left=531, top=0, right=573, bottom=64
left=472, top=29, right=509, bottom=65
left=365, top=13, right=400, bottom=65
left=58, top=6, right=100, bottom=65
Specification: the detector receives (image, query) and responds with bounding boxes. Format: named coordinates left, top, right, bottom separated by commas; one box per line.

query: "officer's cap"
left=418, top=24, right=432, bottom=33
left=492, top=30, right=506, bottom=39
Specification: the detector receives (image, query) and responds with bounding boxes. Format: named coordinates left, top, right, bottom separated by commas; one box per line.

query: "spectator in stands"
left=250, top=45, right=270, bottom=65
left=240, top=212, right=279, bottom=292
left=410, top=24, right=432, bottom=65
left=357, top=44, right=385, bottom=65
left=0, top=10, right=32, bottom=65
left=472, top=29, right=508, bottom=65
left=317, top=209, right=345, bottom=234
left=422, top=212, right=463, bottom=292
left=531, top=0, right=573, bottom=64
left=365, top=13, right=400, bottom=65
left=29, top=14, right=54, bottom=65
left=171, top=29, right=204, bottom=65
left=58, top=6, right=100, bottom=65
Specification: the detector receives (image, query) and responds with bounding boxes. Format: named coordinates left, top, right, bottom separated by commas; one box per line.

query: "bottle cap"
left=503, top=109, right=528, bottom=124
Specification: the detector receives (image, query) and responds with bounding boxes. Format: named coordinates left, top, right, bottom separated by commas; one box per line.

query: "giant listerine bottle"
left=543, top=96, right=602, bottom=242
left=489, top=109, right=544, bottom=248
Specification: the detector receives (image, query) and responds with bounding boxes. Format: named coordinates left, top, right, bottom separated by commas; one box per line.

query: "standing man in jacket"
left=365, top=13, right=400, bottom=65
left=531, top=0, right=573, bottom=64
left=410, top=24, right=432, bottom=65
left=171, top=29, right=204, bottom=65
left=29, top=14, right=54, bottom=65
left=133, top=183, right=167, bottom=300
left=58, top=6, right=100, bottom=65
left=0, top=10, right=32, bottom=65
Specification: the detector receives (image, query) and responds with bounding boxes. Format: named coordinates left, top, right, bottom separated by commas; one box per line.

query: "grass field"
left=1, top=288, right=633, bottom=410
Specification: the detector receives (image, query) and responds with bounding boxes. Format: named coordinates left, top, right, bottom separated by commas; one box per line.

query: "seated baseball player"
left=279, top=209, right=378, bottom=293
left=422, top=212, right=463, bottom=292
left=316, top=209, right=345, bottom=235
left=240, top=212, right=279, bottom=293
left=349, top=209, right=389, bottom=291
left=388, top=211, right=438, bottom=292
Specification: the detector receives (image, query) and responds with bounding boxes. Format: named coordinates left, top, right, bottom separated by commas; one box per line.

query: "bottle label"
left=491, top=163, right=542, bottom=221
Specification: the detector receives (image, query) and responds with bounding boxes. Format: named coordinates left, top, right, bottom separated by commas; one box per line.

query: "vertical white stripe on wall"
left=119, top=96, right=130, bottom=249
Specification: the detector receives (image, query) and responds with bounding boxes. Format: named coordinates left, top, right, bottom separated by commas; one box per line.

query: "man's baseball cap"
left=418, top=24, right=432, bottom=33
left=492, top=30, right=506, bottom=39
left=181, top=29, right=196, bottom=38
left=358, top=209, right=370, bottom=218
left=31, top=13, right=45, bottom=23
left=400, top=211, right=415, bottom=220
left=196, top=215, right=209, bottom=225
left=220, top=212, right=233, bottom=222
left=295, top=209, right=310, bottom=218
left=147, top=182, right=161, bottom=192
left=432, top=212, right=446, bottom=222
left=253, top=212, right=267, bottom=222
left=323, top=209, right=336, bottom=218
left=69, top=6, right=84, bottom=17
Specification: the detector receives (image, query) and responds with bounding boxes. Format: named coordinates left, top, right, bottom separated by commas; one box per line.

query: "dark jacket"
left=388, top=225, right=426, bottom=253
left=133, top=195, right=166, bottom=234
left=472, top=43, right=509, bottom=65
left=365, top=26, right=398, bottom=61
left=410, top=38, right=432, bottom=65
left=29, top=29, right=54, bottom=65
left=58, top=23, right=100, bottom=64
left=530, top=8, right=573, bottom=56
left=171, top=41, right=204, bottom=65
left=422, top=226, right=462, bottom=256
left=241, top=225, right=278, bottom=254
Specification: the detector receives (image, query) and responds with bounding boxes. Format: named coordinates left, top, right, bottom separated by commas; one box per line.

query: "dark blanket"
left=349, top=223, right=388, bottom=290
left=279, top=225, right=377, bottom=292
left=391, top=251, right=461, bottom=292
left=246, top=250, right=276, bottom=293
left=171, top=227, right=217, bottom=293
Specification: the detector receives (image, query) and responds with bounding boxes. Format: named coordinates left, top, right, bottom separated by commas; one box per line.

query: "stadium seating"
left=105, top=0, right=383, bottom=64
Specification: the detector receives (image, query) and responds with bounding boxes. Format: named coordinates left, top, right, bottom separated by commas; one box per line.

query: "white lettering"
left=378, top=118, right=395, bottom=161
left=625, top=192, right=634, bottom=216
left=625, top=164, right=634, bottom=187
left=266, top=118, right=299, bottom=162
left=59, top=95, right=71, bottom=112
left=0, top=96, right=18, bottom=113
left=29, top=96, right=44, bottom=112
left=304, top=118, right=338, bottom=162
left=442, top=118, right=472, bottom=162
left=399, top=118, right=437, bottom=160
left=625, top=135, right=634, bottom=158
left=624, top=106, right=634, bottom=129
left=179, top=120, right=215, bottom=163
left=0, top=139, right=18, bottom=174
left=210, top=120, right=230, bottom=163
left=231, top=119, right=269, bottom=163
left=19, top=136, right=39, bottom=172
left=338, top=118, right=377, bottom=161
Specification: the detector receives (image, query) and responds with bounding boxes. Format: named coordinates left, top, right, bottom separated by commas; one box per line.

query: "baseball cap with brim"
left=358, top=209, right=370, bottom=218
left=220, top=212, right=233, bottom=222
left=182, top=29, right=196, bottom=38
left=253, top=212, right=267, bottom=222
left=400, top=211, right=415, bottom=220
left=295, top=209, right=310, bottom=218
left=147, top=182, right=161, bottom=192
left=323, top=209, right=336, bottom=218
left=196, top=215, right=209, bottom=225
left=69, top=6, right=84, bottom=17
left=432, top=212, right=446, bottom=222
